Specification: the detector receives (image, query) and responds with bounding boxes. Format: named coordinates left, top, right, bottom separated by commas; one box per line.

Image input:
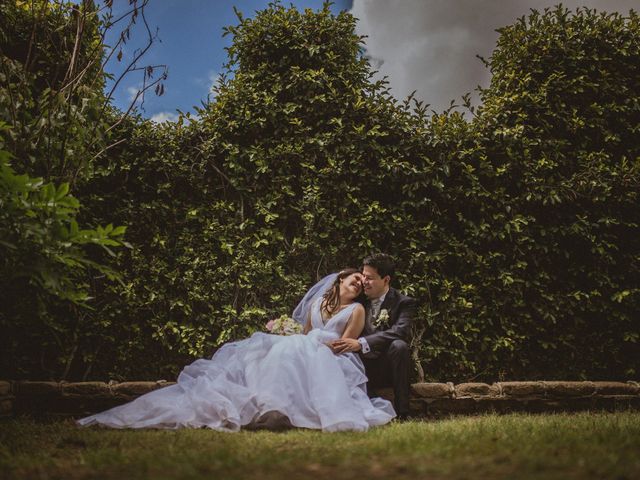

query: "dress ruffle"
left=78, top=304, right=395, bottom=432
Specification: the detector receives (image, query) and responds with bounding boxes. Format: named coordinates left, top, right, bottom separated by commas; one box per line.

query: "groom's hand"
left=330, top=338, right=361, bottom=354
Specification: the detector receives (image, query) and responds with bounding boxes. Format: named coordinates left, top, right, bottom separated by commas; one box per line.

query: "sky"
left=103, top=0, right=353, bottom=122
left=104, top=0, right=638, bottom=121
left=352, top=0, right=639, bottom=113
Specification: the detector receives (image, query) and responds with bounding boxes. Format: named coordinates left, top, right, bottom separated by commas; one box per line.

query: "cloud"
left=194, top=70, right=224, bottom=102
left=351, top=0, right=639, bottom=113
left=208, top=71, right=224, bottom=100
left=126, top=86, right=140, bottom=103
left=150, top=111, right=179, bottom=123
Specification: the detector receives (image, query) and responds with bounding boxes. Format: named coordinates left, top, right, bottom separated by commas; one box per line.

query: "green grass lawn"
left=1, top=412, right=639, bottom=479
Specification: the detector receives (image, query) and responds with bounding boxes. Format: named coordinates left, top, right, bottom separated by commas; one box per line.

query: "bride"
left=77, top=268, right=396, bottom=432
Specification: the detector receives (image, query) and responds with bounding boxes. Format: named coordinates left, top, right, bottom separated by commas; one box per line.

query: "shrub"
left=3, top=3, right=638, bottom=382
left=0, top=124, right=127, bottom=378
left=413, top=6, right=640, bottom=379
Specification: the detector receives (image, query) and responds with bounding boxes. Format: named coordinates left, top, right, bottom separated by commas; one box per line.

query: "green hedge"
left=0, top=1, right=127, bottom=380
left=1, top=3, right=638, bottom=381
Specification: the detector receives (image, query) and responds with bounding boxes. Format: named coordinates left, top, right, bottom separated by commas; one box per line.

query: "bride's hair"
left=321, top=268, right=361, bottom=315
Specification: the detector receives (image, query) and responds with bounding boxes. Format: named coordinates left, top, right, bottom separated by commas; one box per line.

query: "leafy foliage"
left=0, top=0, right=108, bottom=183
left=73, top=3, right=431, bottom=380
left=0, top=1, right=129, bottom=379
left=1, top=3, right=638, bottom=382
left=413, top=6, right=640, bottom=379
left=0, top=124, right=127, bottom=378
left=0, top=127, right=126, bottom=303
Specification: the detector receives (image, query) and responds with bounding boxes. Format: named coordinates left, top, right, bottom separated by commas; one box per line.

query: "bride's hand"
left=326, top=341, right=342, bottom=354
left=328, top=338, right=361, bottom=354
left=325, top=341, right=339, bottom=353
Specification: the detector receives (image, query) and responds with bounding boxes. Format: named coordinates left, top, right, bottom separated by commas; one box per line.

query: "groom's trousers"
left=362, top=339, right=411, bottom=418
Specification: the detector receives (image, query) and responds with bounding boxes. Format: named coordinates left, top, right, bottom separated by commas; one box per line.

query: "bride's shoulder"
left=351, top=303, right=365, bottom=314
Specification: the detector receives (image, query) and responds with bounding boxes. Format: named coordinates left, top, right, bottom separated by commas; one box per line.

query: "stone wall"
left=1, top=380, right=638, bottom=419
left=405, top=381, right=640, bottom=416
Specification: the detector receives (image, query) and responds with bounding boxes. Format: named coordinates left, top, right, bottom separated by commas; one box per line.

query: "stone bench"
left=1, top=380, right=638, bottom=418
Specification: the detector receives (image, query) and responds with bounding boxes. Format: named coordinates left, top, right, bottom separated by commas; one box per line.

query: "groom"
left=331, top=253, right=417, bottom=419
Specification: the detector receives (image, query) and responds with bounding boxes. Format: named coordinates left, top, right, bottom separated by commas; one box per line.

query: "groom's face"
left=362, top=265, right=390, bottom=299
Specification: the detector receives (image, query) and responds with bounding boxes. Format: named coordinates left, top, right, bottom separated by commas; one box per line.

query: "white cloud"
left=193, top=70, right=224, bottom=102
left=126, top=86, right=141, bottom=103
left=208, top=71, right=224, bottom=100
left=351, top=0, right=640, bottom=114
left=150, top=111, right=179, bottom=123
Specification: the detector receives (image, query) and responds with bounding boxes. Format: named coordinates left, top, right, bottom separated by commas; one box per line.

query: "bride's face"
left=340, top=273, right=363, bottom=301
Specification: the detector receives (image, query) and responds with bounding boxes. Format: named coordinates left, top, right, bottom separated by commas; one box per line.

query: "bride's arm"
left=340, top=304, right=365, bottom=339
left=329, top=305, right=365, bottom=354
left=303, top=311, right=312, bottom=334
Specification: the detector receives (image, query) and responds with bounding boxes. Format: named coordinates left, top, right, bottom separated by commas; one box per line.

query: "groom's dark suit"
left=360, top=287, right=417, bottom=418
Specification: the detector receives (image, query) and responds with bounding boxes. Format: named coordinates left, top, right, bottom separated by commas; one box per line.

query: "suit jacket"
left=360, top=287, right=417, bottom=359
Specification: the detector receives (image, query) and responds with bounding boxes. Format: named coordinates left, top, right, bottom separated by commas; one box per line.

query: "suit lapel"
left=364, top=290, right=398, bottom=332
left=380, top=288, right=396, bottom=311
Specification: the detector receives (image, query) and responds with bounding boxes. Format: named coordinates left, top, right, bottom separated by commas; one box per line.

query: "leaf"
left=56, top=183, right=70, bottom=200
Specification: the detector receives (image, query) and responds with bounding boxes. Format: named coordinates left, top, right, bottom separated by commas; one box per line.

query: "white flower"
left=373, top=309, right=390, bottom=329
left=266, top=314, right=302, bottom=335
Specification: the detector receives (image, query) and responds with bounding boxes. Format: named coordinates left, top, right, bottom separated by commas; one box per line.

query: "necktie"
left=371, top=299, right=382, bottom=319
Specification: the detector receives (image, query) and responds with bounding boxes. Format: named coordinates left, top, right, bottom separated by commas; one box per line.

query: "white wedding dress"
left=77, top=299, right=395, bottom=432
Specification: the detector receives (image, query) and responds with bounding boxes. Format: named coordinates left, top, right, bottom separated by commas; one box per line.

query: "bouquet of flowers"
left=266, top=314, right=302, bottom=335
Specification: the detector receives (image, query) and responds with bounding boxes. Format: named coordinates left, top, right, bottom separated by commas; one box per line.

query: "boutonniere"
left=374, top=309, right=390, bottom=329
